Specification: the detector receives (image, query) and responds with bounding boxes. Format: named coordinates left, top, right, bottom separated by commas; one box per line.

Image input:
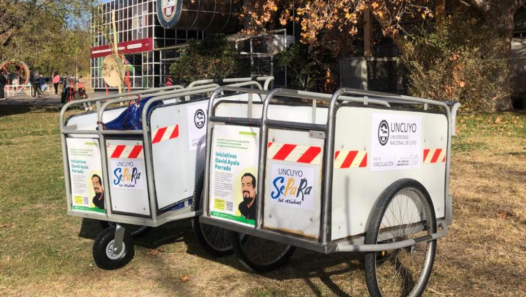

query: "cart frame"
left=200, top=86, right=461, bottom=254
left=60, top=77, right=274, bottom=228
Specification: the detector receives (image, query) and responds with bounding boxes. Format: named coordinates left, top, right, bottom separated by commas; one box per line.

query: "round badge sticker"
left=194, top=109, right=206, bottom=129
left=378, top=120, right=389, bottom=146
left=161, top=0, right=177, bottom=22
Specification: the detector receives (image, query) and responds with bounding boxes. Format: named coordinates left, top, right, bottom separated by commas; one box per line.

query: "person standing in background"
left=38, top=74, right=47, bottom=94
left=0, top=71, right=6, bottom=99
left=52, top=72, right=60, bottom=95
left=30, top=69, right=41, bottom=98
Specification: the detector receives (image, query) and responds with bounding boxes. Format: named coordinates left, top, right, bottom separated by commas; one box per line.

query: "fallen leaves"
left=180, top=275, right=190, bottom=282
left=146, top=248, right=164, bottom=256
left=495, top=210, right=515, bottom=219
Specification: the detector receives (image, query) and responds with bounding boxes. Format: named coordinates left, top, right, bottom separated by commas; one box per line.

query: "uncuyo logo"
left=194, top=109, right=206, bottom=129
left=378, top=120, right=389, bottom=146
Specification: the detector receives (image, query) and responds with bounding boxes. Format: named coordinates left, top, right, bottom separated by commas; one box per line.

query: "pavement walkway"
left=0, top=92, right=63, bottom=107
left=0, top=91, right=112, bottom=108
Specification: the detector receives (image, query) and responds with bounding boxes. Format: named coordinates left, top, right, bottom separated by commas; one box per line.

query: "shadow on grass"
left=78, top=218, right=365, bottom=296
left=0, top=105, right=33, bottom=117
left=0, top=105, right=62, bottom=118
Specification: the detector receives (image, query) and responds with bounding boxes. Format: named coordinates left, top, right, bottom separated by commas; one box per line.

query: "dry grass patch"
left=0, top=108, right=525, bottom=296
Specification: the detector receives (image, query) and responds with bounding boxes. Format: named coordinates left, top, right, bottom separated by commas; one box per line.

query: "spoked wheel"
left=99, top=221, right=151, bottom=237
left=364, top=179, right=437, bottom=297
left=231, top=231, right=296, bottom=273
left=92, top=226, right=134, bottom=270
left=191, top=173, right=233, bottom=257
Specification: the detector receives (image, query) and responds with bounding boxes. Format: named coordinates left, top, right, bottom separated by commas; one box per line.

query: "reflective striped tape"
left=267, top=142, right=322, bottom=165
left=152, top=125, right=179, bottom=144
left=334, top=150, right=368, bottom=168
left=423, top=149, right=446, bottom=164
left=107, top=145, right=144, bottom=159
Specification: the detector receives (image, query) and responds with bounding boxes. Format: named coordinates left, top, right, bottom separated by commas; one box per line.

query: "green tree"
left=275, top=43, right=338, bottom=91
left=0, top=0, right=92, bottom=75
left=402, top=9, right=508, bottom=113
left=169, top=34, right=243, bottom=83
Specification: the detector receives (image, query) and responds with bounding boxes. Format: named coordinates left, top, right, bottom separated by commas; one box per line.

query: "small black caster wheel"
left=92, top=226, right=134, bottom=270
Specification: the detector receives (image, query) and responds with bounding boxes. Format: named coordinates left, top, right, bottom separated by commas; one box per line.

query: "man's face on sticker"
left=92, top=176, right=103, bottom=194
left=241, top=176, right=256, bottom=201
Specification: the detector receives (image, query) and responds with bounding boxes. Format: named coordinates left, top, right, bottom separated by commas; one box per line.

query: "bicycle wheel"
left=191, top=173, right=233, bottom=257
left=231, top=231, right=296, bottom=273
left=364, top=179, right=437, bottom=297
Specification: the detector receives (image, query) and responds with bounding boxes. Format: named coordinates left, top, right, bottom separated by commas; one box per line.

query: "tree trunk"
left=463, top=0, right=526, bottom=110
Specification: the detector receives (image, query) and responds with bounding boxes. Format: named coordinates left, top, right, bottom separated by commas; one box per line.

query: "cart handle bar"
left=206, top=87, right=391, bottom=124
left=61, top=85, right=184, bottom=114
left=59, top=85, right=185, bottom=128
left=60, top=76, right=273, bottom=128
left=94, top=81, right=267, bottom=135
left=138, top=81, right=266, bottom=136
left=188, top=76, right=274, bottom=90
left=142, top=81, right=264, bottom=104
left=97, top=84, right=221, bottom=129
left=337, top=223, right=448, bottom=253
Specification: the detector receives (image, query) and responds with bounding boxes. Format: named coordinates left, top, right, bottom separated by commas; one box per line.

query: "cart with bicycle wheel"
left=60, top=77, right=273, bottom=269
left=200, top=87, right=461, bottom=296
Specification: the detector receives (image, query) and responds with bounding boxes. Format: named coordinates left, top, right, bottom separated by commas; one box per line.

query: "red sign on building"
left=91, top=38, right=154, bottom=59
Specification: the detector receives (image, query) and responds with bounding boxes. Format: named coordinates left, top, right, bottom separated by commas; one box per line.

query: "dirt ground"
left=0, top=109, right=525, bottom=297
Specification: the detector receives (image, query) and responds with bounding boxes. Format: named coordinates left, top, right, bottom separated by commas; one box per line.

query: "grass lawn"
left=0, top=106, right=525, bottom=296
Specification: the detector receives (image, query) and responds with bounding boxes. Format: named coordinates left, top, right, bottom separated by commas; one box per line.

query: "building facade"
left=90, top=0, right=204, bottom=90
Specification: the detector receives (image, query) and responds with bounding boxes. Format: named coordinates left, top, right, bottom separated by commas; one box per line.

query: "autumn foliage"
left=241, top=0, right=433, bottom=44
left=402, top=13, right=509, bottom=113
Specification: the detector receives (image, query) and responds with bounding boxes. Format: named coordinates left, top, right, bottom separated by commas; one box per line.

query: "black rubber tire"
left=191, top=172, right=233, bottom=257
left=92, top=226, right=135, bottom=270
left=99, top=221, right=151, bottom=238
left=230, top=231, right=296, bottom=274
left=364, top=179, right=437, bottom=297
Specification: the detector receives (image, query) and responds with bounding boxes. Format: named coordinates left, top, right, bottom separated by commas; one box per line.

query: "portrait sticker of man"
left=92, top=174, right=105, bottom=210
left=238, top=172, right=257, bottom=220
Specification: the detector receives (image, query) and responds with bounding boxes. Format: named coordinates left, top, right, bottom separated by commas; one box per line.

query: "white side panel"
left=331, top=107, right=448, bottom=240
left=149, top=96, right=261, bottom=210
left=149, top=101, right=205, bottom=210
left=106, top=139, right=150, bottom=216
left=66, top=108, right=127, bottom=131
left=263, top=129, right=324, bottom=240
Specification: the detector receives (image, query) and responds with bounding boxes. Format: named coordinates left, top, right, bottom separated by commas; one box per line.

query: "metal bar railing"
left=59, top=85, right=185, bottom=130
left=187, top=76, right=274, bottom=89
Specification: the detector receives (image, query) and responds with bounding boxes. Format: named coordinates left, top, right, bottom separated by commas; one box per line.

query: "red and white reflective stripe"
left=423, top=149, right=446, bottom=164
left=334, top=150, right=368, bottom=168
left=107, top=145, right=144, bottom=159
left=267, top=142, right=322, bottom=165
left=152, top=125, right=179, bottom=144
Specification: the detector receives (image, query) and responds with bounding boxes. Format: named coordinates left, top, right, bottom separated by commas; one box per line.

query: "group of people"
left=29, top=70, right=50, bottom=98
left=3, top=70, right=87, bottom=102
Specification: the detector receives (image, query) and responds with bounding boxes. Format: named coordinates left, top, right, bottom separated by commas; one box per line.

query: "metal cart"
left=200, top=87, right=461, bottom=297
left=60, top=77, right=273, bottom=269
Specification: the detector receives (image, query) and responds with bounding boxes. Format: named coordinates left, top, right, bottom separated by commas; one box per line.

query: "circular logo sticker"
left=194, top=109, right=206, bottom=129
left=161, top=0, right=178, bottom=22
left=378, top=120, right=389, bottom=146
